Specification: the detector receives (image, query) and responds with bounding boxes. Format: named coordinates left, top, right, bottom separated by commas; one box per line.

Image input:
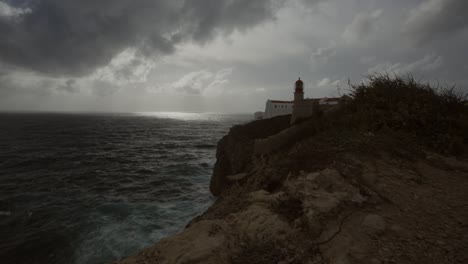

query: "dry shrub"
left=326, top=74, right=468, bottom=155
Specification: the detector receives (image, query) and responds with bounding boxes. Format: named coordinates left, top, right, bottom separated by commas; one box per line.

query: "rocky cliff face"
left=116, top=115, right=468, bottom=264
left=209, top=114, right=291, bottom=196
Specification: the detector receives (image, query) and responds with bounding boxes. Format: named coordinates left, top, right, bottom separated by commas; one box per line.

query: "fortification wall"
left=291, top=99, right=317, bottom=124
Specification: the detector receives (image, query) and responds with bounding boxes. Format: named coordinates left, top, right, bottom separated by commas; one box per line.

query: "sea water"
left=0, top=112, right=249, bottom=264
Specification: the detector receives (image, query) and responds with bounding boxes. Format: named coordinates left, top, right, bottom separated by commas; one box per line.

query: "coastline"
left=116, top=112, right=468, bottom=264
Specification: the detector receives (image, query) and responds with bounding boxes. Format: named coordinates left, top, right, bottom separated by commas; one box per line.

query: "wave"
left=0, top=112, right=250, bottom=264
left=194, top=144, right=217, bottom=149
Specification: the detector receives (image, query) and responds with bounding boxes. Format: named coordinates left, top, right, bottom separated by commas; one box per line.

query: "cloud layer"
left=0, top=0, right=467, bottom=113
left=404, top=0, right=468, bottom=43
left=0, top=0, right=281, bottom=76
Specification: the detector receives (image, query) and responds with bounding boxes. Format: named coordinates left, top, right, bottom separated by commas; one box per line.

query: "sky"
left=0, top=0, right=467, bottom=113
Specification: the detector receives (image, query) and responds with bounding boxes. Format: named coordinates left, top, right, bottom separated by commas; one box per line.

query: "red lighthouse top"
left=295, top=78, right=304, bottom=93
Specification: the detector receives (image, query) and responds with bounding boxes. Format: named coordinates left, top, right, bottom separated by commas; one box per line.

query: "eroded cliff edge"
left=117, top=76, right=468, bottom=264
left=209, top=114, right=291, bottom=196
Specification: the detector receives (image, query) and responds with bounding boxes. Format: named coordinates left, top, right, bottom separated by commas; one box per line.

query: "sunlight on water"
left=135, top=112, right=227, bottom=121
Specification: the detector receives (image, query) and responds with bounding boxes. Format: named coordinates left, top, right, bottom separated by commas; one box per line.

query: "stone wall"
left=291, top=99, right=318, bottom=124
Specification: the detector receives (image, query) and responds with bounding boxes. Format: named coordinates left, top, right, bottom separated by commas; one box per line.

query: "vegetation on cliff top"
left=317, top=74, right=468, bottom=155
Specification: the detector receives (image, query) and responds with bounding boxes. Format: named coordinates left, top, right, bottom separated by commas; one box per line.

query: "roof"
left=269, top=100, right=293, bottom=104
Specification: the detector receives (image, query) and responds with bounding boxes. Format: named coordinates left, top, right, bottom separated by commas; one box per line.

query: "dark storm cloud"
left=0, top=0, right=282, bottom=77
left=404, top=0, right=468, bottom=43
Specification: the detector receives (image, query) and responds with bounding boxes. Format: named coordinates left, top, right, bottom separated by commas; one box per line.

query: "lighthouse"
left=262, top=77, right=340, bottom=123
left=291, top=77, right=315, bottom=124
left=294, top=78, right=304, bottom=101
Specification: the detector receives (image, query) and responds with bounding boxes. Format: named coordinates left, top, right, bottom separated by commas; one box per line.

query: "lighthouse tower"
left=294, top=78, right=304, bottom=101
left=291, top=77, right=314, bottom=124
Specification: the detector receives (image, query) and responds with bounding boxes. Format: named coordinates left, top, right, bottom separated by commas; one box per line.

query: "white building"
left=263, top=78, right=341, bottom=123
left=264, top=100, right=293, bottom=118
left=319, top=97, right=339, bottom=105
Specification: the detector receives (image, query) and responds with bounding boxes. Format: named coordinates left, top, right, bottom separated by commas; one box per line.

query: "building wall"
left=264, top=100, right=293, bottom=118
left=319, top=98, right=339, bottom=105
left=254, top=119, right=312, bottom=155
left=291, top=99, right=318, bottom=124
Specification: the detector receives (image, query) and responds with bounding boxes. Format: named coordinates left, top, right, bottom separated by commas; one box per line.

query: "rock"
left=362, top=170, right=378, bottom=186
left=305, top=190, right=342, bottom=212
left=333, top=255, right=351, bottom=264
left=315, top=169, right=345, bottom=191
left=362, top=214, right=387, bottom=235
left=210, top=115, right=291, bottom=196
left=389, top=224, right=412, bottom=238
left=233, top=204, right=291, bottom=240
left=287, top=168, right=364, bottom=216
left=226, top=173, right=249, bottom=182
left=248, top=190, right=283, bottom=205
left=117, top=220, right=230, bottom=264
left=304, top=211, right=322, bottom=236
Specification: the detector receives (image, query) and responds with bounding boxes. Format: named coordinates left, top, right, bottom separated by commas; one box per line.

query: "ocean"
left=0, top=112, right=250, bottom=264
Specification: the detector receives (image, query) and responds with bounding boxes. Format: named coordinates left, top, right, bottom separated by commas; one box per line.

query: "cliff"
left=209, top=114, right=291, bottom=196
left=116, top=75, right=468, bottom=264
